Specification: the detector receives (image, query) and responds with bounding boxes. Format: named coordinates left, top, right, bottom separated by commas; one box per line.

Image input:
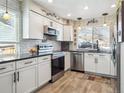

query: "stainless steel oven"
left=51, top=52, right=65, bottom=82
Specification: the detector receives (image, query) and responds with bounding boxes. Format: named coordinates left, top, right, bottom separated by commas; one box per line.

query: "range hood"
left=44, top=25, right=57, bottom=36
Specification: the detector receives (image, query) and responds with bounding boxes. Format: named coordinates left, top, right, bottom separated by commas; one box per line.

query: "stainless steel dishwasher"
left=71, top=52, right=84, bottom=72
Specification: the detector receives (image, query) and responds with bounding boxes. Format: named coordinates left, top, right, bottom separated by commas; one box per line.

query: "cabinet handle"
left=88, top=54, right=93, bottom=56
left=24, top=61, right=33, bottom=65
left=42, top=58, right=49, bottom=60
left=0, top=67, right=6, bottom=71
left=14, top=72, right=16, bottom=83
left=99, top=55, right=105, bottom=56
left=17, top=72, right=19, bottom=82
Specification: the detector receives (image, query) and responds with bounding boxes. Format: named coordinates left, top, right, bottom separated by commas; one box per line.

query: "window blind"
left=0, top=0, right=20, bottom=42
left=0, top=0, right=20, bottom=12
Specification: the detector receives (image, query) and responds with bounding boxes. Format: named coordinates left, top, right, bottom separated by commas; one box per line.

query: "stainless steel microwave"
left=44, top=25, right=57, bottom=36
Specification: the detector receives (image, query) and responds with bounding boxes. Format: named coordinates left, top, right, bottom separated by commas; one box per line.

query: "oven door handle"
left=52, top=56, right=64, bottom=59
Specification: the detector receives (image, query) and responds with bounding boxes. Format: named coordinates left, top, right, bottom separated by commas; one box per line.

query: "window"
left=0, top=10, right=17, bottom=42
left=0, top=9, right=18, bottom=55
left=77, top=26, right=110, bottom=50
left=78, top=27, right=93, bottom=49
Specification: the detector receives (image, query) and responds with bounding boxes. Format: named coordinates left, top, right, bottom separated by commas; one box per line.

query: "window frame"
left=77, top=26, right=111, bottom=50
left=0, top=4, right=20, bottom=54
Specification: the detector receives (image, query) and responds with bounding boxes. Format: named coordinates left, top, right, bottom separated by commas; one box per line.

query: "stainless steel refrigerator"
left=116, top=1, right=124, bottom=93
left=116, top=43, right=124, bottom=93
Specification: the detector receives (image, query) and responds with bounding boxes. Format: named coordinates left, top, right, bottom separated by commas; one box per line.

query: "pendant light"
left=3, top=0, right=11, bottom=20
left=102, top=13, right=108, bottom=27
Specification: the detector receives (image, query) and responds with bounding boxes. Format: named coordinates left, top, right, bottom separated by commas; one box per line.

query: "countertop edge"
left=0, top=53, right=52, bottom=64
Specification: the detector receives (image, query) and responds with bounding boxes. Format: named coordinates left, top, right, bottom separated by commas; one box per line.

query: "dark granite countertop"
left=0, top=53, right=52, bottom=64
left=68, top=50, right=111, bottom=54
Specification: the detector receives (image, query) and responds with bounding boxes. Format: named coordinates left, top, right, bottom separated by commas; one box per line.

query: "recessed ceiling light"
left=48, top=0, right=53, bottom=3
left=84, top=6, right=88, bottom=10
left=111, top=4, right=116, bottom=8
left=67, top=14, right=71, bottom=17
left=103, top=23, right=107, bottom=27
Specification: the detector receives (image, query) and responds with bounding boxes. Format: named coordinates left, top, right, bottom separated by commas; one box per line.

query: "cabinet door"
left=64, top=52, right=71, bottom=71
left=97, top=54, right=110, bottom=75
left=38, top=61, right=51, bottom=87
left=110, top=59, right=117, bottom=76
left=0, top=71, right=15, bottom=93
left=84, top=53, right=96, bottom=73
left=57, top=24, right=63, bottom=41
left=29, top=11, right=43, bottom=39
left=63, top=26, right=73, bottom=41
left=16, top=65, right=37, bottom=93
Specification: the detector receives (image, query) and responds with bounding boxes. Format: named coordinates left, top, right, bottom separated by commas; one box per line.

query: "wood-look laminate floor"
left=36, top=71, right=117, bottom=93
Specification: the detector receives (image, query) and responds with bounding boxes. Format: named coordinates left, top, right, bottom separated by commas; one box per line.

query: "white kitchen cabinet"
left=84, top=53, right=111, bottom=75
left=23, top=10, right=44, bottom=39
left=29, top=11, right=44, bottom=39
left=0, top=62, right=15, bottom=93
left=37, top=56, right=51, bottom=87
left=23, top=0, right=43, bottom=15
left=38, top=61, right=51, bottom=87
left=16, top=65, right=37, bottom=93
left=57, top=23, right=64, bottom=41
left=84, top=53, right=96, bottom=73
left=97, top=54, right=111, bottom=75
left=64, top=52, right=71, bottom=71
left=110, top=59, right=117, bottom=76
left=23, top=0, right=44, bottom=39
left=0, top=71, right=15, bottom=93
left=63, top=25, right=73, bottom=41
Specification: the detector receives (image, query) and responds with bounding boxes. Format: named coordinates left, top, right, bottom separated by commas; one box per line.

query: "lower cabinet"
left=37, top=56, right=51, bottom=87
left=84, top=53, right=111, bottom=75
left=110, top=59, right=117, bottom=76
left=38, top=61, right=51, bottom=87
left=64, top=52, right=71, bottom=71
left=16, top=65, right=37, bottom=93
left=0, top=55, right=52, bottom=93
left=84, top=53, right=96, bottom=73
left=96, top=54, right=111, bottom=75
left=0, top=71, right=15, bottom=93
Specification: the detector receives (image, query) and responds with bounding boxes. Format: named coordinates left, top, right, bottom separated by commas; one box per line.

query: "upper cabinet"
left=63, top=25, right=73, bottom=41
left=56, top=23, right=64, bottom=41
left=22, top=0, right=64, bottom=40
left=22, top=0, right=44, bottom=39
left=22, top=0, right=67, bottom=41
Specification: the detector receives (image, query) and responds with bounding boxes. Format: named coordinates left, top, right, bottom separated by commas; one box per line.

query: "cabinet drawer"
left=85, top=53, right=95, bottom=58
left=38, top=55, right=51, bottom=63
left=85, top=53, right=94, bottom=56
left=0, top=62, right=15, bottom=74
left=16, top=58, right=37, bottom=69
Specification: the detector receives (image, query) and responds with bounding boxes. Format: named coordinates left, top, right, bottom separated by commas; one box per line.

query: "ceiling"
left=34, top=0, right=116, bottom=20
